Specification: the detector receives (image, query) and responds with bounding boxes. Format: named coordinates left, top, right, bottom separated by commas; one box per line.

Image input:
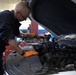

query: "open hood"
left=27, top=0, right=76, bottom=36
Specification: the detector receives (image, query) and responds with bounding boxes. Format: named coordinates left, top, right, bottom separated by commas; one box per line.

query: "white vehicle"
left=5, top=0, right=76, bottom=75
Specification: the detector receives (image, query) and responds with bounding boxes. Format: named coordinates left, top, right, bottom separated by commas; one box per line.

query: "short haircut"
left=15, top=1, right=31, bottom=12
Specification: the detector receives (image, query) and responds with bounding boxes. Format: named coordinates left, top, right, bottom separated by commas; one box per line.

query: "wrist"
left=21, top=51, right=25, bottom=56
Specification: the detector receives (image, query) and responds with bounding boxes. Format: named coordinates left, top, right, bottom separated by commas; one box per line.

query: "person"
left=0, top=1, right=38, bottom=75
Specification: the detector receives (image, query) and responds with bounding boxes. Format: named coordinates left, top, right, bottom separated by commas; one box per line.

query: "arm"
left=8, top=39, right=23, bottom=55
left=8, top=39, right=38, bottom=57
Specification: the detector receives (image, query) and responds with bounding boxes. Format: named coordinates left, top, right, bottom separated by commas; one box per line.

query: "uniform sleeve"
left=0, top=22, right=15, bottom=44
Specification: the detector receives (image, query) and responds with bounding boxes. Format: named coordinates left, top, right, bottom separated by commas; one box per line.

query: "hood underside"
left=29, top=0, right=76, bottom=36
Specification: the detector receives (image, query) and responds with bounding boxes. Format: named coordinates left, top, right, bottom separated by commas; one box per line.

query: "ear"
left=15, top=10, right=20, bottom=17
left=15, top=10, right=19, bottom=14
left=14, top=10, right=19, bottom=19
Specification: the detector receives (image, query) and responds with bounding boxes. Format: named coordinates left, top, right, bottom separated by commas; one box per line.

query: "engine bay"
left=32, top=34, right=76, bottom=74
left=5, top=34, right=76, bottom=75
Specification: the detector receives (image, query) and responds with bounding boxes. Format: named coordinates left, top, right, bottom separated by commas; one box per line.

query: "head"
left=14, top=1, right=31, bottom=21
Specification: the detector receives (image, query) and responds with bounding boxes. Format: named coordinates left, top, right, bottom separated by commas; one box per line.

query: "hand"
left=23, top=51, right=38, bottom=58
